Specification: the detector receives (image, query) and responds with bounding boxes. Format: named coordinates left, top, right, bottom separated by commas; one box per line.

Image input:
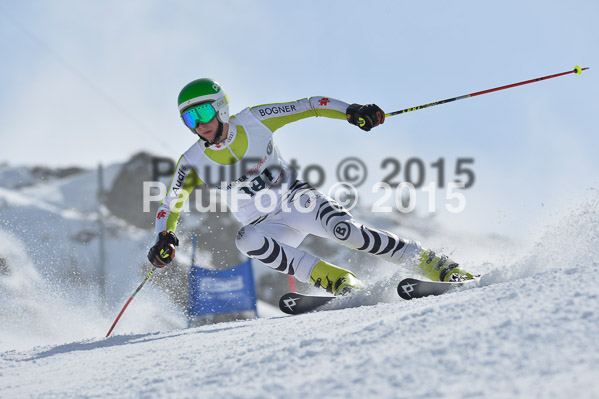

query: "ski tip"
left=397, top=278, right=419, bottom=300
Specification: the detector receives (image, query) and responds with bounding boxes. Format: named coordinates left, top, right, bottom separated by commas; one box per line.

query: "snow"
left=0, top=166, right=36, bottom=189
left=1, top=259, right=598, bottom=398
left=1, top=165, right=598, bottom=398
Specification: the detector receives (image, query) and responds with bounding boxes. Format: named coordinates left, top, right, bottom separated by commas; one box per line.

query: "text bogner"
left=257, top=104, right=297, bottom=117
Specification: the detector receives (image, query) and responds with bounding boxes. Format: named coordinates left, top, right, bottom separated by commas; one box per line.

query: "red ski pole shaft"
left=106, top=267, right=157, bottom=338
left=386, top=65, right=589, bottom=117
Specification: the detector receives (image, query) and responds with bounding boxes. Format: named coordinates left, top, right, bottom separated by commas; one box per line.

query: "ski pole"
left=385, top=65, right=589, bottom=118
left=105, top=267, right=157, bottom=338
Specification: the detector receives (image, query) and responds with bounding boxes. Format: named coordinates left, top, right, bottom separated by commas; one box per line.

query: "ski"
left=397, top=277, right=479, bottom=300
left=280, top=276, right=482, bottom=314
left=279, top=292, right=336, bottom=315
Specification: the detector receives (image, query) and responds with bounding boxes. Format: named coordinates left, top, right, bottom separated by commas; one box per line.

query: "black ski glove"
left=147, top=231, right=179, bottom=268
left=346, top=103, right=385, bottom=132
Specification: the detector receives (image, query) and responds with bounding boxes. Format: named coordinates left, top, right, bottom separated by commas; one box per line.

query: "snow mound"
left=483, top=192, right=599, bottom=284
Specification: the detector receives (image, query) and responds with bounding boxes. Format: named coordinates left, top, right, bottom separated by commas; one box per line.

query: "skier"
left=148, top=78, right=476, bottom=296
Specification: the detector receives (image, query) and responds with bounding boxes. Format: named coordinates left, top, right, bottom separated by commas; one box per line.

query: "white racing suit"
left=155, top=96, right=421, bottom=283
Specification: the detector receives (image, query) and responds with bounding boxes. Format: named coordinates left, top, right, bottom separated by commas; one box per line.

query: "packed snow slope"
left=2, top=196, right=599, bottom=398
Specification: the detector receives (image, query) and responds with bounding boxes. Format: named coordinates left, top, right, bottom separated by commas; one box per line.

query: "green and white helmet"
left=178, top=78, right=230, bottom=130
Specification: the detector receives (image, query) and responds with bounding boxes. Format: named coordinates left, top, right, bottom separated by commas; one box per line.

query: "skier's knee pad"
left=235, top=225, right=265, bottom=255
left=327, top=217, right=367, bottom=249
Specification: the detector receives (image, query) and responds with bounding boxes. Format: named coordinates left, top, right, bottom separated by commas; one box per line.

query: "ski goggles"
left=181, top=103, right=217, bottom=129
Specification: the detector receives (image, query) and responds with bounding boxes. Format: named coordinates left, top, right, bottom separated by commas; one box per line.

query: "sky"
left=0, top=0, right=597, bottom=239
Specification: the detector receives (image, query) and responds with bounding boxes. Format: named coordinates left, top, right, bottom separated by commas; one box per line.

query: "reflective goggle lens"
left=182, top=103, right=217, bottom=129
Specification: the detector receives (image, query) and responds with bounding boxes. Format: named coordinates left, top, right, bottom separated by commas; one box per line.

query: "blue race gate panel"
left=188, top=259, right=257, bottom=316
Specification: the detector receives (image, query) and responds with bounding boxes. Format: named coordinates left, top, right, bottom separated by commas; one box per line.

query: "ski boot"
left=310, top=260, right=364, bottom=296
left=417, top=250, right=476, bottom=282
